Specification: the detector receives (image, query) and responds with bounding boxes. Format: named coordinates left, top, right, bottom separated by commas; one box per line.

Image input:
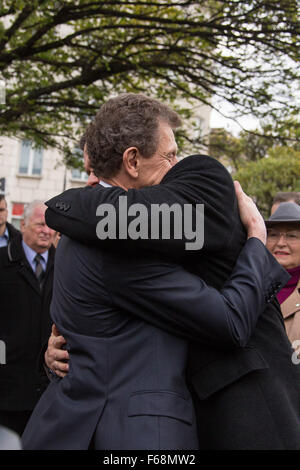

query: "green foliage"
left=233, top=147, right=300, bottom=216
left=0, top=0, right=299, bottom=165
left=209, top=128, right=244, bottom=171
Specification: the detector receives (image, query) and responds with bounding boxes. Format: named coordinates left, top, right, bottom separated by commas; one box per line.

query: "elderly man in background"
left=266, top=202, right=300, bottom=346
left=0, top=201, right=55, bottom=436
left=0, top=195, right=20, bottom=247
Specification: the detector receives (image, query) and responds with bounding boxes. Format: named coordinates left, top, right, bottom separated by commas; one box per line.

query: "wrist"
left=247, top=228, right=266, bottom=245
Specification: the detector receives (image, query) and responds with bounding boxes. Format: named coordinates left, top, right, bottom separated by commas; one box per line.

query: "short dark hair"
left=81, top=93, right=182, bottom=178
left=272, top=191, right=300, bottom=206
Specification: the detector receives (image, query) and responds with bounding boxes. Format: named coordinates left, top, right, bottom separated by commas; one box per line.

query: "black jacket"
left=0, top=236, right=54, bottom=411
left=44, top=155, right=300, bottom=449
left=6, top=222, right=21, bottom=242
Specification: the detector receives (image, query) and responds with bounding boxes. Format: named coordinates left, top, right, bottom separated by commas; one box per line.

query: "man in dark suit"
left=0, top=201, right=55, bottom=436
left=0, top=195, right=21, bottom=247
left=41, top=93, right=300, bottom=450
left=23, top=94, right=298, bottom=450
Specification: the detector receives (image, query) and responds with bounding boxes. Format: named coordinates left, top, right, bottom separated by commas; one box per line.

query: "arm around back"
left=103, top=237, right=290, bottom=347
left=45, top=155, right=237, bottom=256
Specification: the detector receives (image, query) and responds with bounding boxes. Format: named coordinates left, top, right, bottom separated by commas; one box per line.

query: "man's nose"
left=276, top=234, right=287, bottom=246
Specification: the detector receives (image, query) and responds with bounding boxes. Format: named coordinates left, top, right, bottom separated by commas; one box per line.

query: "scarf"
left=277, top=264, right=300, bottom=304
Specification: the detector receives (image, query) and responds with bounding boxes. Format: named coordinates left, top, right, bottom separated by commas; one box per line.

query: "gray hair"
left=22, top=200, right=46, bottom=224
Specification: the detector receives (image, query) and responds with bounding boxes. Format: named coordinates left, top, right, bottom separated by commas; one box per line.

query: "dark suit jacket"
left=42, top=155, right=300, bottom=449
left=0, top=237, right=54, bottom=411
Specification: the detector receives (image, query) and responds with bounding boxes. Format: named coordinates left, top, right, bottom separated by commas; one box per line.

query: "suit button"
left=274, top=282, right=282, bottom=292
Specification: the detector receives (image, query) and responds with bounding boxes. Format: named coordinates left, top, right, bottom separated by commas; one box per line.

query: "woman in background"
left=266, top=202, right=300, bottom=344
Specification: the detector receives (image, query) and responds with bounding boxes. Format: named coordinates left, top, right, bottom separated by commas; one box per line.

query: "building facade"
left=0, top=136, right=87, bottom=228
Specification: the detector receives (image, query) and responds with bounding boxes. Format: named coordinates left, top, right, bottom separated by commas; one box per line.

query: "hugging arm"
left=47, top=237, right=288, bottom=376
left=45, top=155, right=239, bottom=254
left=102, top=238, right=289, bottom=346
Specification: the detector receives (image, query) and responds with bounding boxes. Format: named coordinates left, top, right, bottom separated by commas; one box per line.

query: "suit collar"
left=99, top=180, right=112, bottom=188
left=7, top=236, right=24, bottom=263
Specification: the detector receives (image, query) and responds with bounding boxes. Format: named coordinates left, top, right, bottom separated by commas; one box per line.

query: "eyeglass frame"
left=267, top=229, right=300, bottom=243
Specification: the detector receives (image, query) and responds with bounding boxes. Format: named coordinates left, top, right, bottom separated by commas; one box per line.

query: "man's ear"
left=122, top=147, right=141, bottom=179
left=20, top=219, right=26, bottom=235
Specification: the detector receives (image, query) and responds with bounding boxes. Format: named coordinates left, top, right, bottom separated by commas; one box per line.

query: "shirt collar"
left=99, top=180, right=112, bottom=188
left=0, top=227, right=9, bottom=240
left=22, top=240, right=48, bottom=266
left=0, top=227, right=9, bottom=247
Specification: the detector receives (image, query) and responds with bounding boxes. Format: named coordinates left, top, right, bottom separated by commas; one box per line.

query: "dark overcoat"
left=0, top=237, right=54, bottom=411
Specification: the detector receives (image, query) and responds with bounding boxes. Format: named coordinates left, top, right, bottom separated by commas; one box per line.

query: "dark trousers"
left=0, top=410, right=32, bottom=437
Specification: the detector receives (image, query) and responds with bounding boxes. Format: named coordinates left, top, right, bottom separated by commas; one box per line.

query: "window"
left=19, top=140, right=43, bottom=176
left=71, top=168, right=88, bottom=181
left=70, top=147, right=88, bottom=182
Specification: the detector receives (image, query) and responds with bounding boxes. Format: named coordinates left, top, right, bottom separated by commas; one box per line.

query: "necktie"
left=34, top=253, right=45, bottom=289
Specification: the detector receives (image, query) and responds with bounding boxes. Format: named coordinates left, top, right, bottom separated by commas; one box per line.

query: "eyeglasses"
left=267, top=230, right=300, bottom=243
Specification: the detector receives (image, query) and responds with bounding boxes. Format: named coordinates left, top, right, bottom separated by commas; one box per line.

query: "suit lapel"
left=8, top=238, right=42, bottom=296
left=18, top=262, right=41, bottom=296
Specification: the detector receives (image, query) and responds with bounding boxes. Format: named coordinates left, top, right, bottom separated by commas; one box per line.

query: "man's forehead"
left=158, top=120, right=175, bottom=134
left=158, top=121, right=177, bottom=143
left=29, top=206, right=46, bottom=220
